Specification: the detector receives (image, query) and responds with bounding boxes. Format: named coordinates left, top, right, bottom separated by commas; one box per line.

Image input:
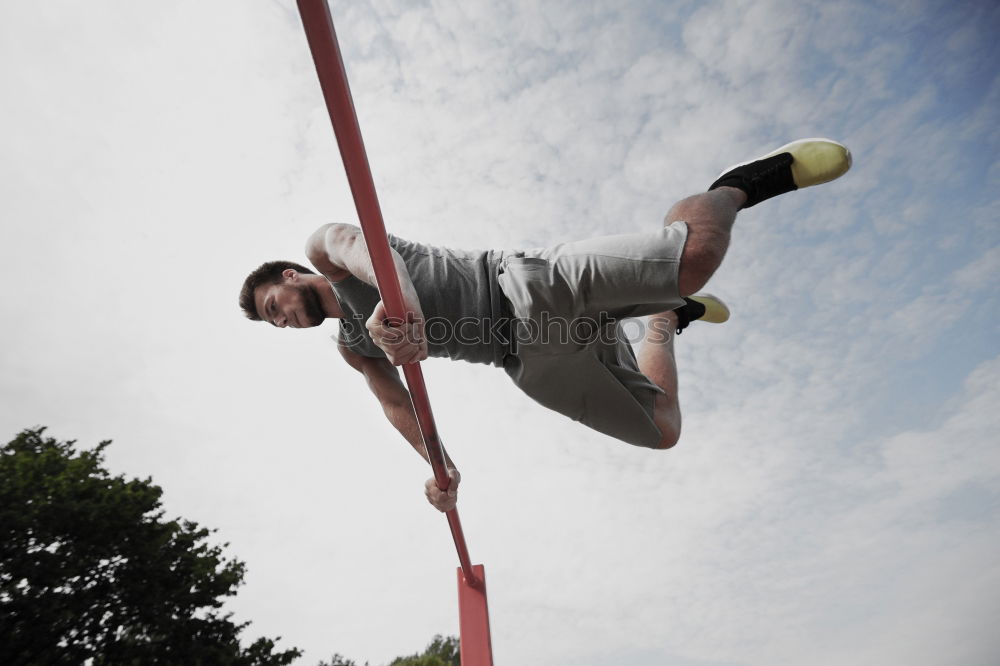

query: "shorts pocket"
left=499, top=257, right=583, bottom=355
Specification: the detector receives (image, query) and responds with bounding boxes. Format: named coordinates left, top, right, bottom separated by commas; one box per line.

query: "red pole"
left=294, top=0, right=480, bottom=584
left=294, top=6, right=495, bottom=658
left=458, top=565, right=494, bottom=665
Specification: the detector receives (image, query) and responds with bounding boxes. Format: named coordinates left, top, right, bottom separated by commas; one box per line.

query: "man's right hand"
left=425, top=468, right=461, bottom=512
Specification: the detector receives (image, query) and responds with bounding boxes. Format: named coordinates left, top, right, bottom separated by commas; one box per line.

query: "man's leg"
left=638, top=138, right=852, bottom=447
left=669, top=187, right=746, bottom=296
left=619, top=186, right=747, bottom=451
left=637, top=310, right=683, bottom=449
left=636, top=188, right=741, bottom=448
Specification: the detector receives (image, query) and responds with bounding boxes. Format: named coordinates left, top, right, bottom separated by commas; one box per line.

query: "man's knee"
left=652, top=423, right=680, bottom=450
left=648, top=394, right=681, bottom=449
left=678, top=237, right=726, bottom=296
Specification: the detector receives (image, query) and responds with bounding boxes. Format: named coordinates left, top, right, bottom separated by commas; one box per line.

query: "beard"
left=297, top=283, right=327, bottom=327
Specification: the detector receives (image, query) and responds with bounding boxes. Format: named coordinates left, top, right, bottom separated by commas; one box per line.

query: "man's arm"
left=338, top=342, right=459, bottom=511
left=305, top=223, right=419, bottom=312
left=307, top=223, right=427, bottom=365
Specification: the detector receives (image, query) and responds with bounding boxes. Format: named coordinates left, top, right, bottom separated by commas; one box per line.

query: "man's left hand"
left=366, top=300, right=428, bottom=365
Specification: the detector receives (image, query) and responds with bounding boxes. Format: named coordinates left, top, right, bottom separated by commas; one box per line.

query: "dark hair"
left=240, top=260, right=315, bottom=321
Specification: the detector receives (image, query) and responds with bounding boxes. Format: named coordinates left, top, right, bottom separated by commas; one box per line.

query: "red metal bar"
left=458, top=565, right=494, bottom=664
left=296, top=7, right=496, bottom=658
left=294, top=0, right=482, bottom=583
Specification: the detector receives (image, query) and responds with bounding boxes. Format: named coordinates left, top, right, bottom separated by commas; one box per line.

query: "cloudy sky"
left=2, top=0, right=998, bottom=664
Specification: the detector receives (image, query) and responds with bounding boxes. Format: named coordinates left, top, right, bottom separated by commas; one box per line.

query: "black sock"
left=674, top=298, right=706, bottom=334
left=709, top=152, right=796, bottom=208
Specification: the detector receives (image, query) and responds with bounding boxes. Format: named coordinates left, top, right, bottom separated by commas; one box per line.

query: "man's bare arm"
left=338, top=342, right=456, bottom=469
left=308, top=223, right=427, bottom=365
left=338, top=343, right=460, bottom=512
left=305, top=223, right=418, bottom=307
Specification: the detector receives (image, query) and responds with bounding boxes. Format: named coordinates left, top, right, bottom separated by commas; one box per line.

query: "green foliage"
left=386, top=635, right=460, bottom=666
left=0, top=427, right=302, bottom=665
left=317, top=635, right=459, bottom=666
left=316, top=655, right=365, bottom=666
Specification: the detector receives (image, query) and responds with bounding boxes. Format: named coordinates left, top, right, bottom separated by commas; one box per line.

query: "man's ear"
left=282, top=268, right=298, bottom=281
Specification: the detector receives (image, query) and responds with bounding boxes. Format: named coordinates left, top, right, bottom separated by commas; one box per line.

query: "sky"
left=1, top=0, right=998, bottom=664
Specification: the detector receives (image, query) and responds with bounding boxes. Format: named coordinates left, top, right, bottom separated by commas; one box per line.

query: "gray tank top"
left=330, top=234, right=509, bottom=367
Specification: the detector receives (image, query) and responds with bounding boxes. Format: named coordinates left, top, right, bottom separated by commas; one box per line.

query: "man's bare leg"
left=638, top=310, right=683, bottom=449
left=670, top=187, right=746, bottom=296
left=634, top=189, right=745, bottom=449
left=637, top=138, right=853, bottom=447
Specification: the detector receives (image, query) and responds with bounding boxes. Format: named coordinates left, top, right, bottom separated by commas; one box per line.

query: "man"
left=239, top=139, right=852, bottom=512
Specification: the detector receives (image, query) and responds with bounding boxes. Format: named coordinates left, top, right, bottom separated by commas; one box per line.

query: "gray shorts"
left=497, top=221, right=688, bottom=448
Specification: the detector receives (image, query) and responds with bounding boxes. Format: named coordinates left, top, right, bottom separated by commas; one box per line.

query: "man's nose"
left=276, top=314, right=287, bottom=328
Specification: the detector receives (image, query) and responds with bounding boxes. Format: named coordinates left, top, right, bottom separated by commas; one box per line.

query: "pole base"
left=457, top=564, right=494, bottom=666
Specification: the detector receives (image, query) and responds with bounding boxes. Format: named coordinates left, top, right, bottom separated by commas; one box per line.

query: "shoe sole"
left=717, top=138, right=852, bottom=190
left=688, top=293, right=730, bottom=324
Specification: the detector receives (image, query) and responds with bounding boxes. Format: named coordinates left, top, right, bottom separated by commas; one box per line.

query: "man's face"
left=254, top=273, right=326, bottom=329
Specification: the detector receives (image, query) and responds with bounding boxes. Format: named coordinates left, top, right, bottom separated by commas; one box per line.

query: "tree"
left=317, top=635, right=459, bottom=666
left=386, top=635, right=460, bottom=666
left=316, top=655, right=365, bottom=666
left=0, top=427, right=302, bottom=665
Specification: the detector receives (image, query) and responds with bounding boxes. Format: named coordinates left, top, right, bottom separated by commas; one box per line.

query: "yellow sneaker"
left=675, top=293, right=730, bottom=334
left=710, top=138, right=852, bottom=207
